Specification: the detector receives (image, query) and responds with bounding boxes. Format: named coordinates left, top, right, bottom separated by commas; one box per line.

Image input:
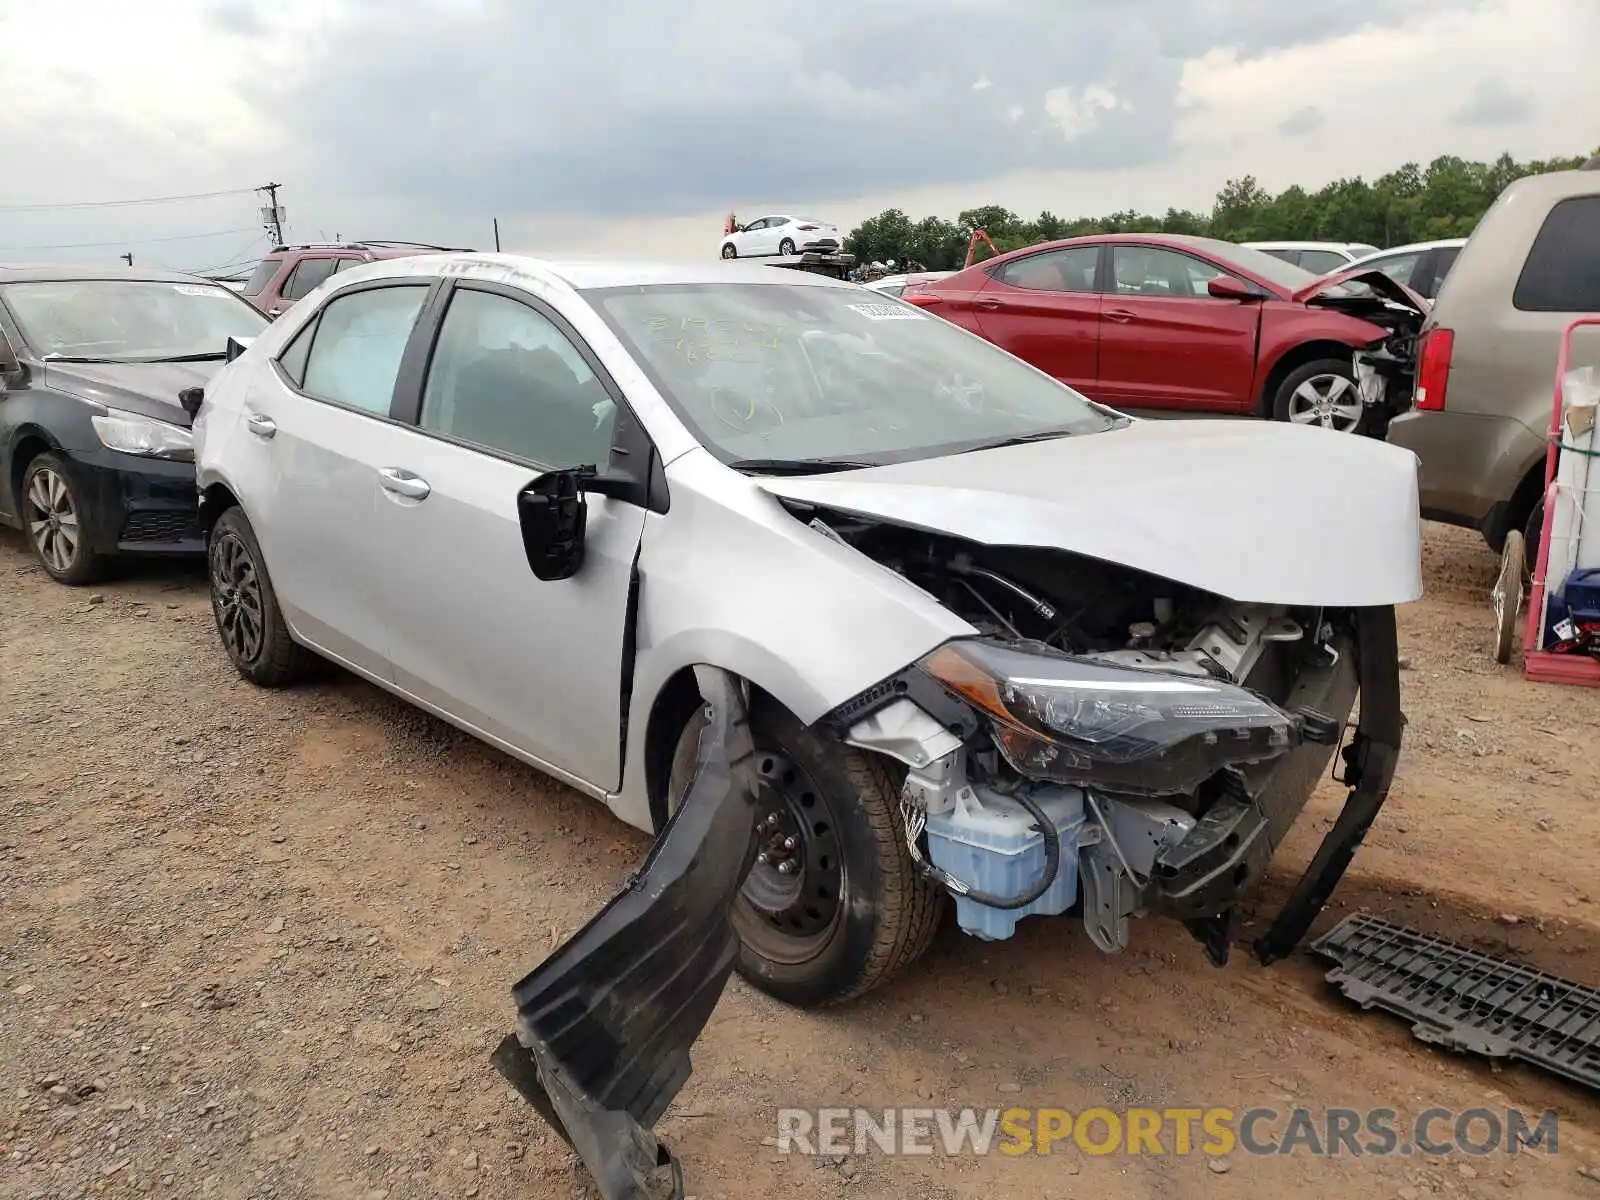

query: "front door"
left=374, top=283, right=647, bottom=791
left=1095, top=244, right=1260, bottom=413
left=971, top=244, right=1103, bottom=394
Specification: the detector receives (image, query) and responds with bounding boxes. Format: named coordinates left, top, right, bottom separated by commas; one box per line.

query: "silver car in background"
left=192, top=253, right=1420, bottom=1009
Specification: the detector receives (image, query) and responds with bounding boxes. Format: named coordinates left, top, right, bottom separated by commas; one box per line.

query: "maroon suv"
left=240, top=241, right=469, bottom=318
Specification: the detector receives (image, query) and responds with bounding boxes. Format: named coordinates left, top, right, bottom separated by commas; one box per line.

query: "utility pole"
left=493, top=217, right=501, bottom=251
left=120, top=253, right=133, bottom=267
left=259, top=182, right=284, bottom=246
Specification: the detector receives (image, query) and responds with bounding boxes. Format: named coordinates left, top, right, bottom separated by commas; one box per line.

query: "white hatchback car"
left=192, top=252, right=1420, bottom=1013
left=719, top=215, right=841, bottom=259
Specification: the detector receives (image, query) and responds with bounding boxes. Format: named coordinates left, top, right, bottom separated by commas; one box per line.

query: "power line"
left=189, top=234, right=272, bottom=276
left=0, top=227, right=260, bottom=252
left=0, top=186, right=263, bottom=214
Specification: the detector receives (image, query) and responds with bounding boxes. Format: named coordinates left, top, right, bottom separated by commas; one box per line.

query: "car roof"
left=1242, top=241, right=1364, bottom=251
left=0, top=262, right=217, bottom=284
left=344, top=252, right=857, bottom=291
left=1350, top=239, right=1468, bottom=261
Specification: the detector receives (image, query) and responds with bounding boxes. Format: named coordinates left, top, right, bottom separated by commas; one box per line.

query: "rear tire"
left=1272, top=358, right=1365, bottom=433
left=208, top=506, right=312, bottom=687
left=778, top=238, right=796, bottom=257
left=667, top=695, right=944, bottom=1007
left=1493, top=530, right=1524, bottom=665
left=20, top=453, right=110, bottom=586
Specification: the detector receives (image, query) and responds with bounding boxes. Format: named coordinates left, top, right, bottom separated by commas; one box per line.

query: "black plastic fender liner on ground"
left=1254, top=604, right=1404, bottom=965
left=492, top=665, right=760, bottom=1200
left=1311, top=913, right=1600, bottom=1093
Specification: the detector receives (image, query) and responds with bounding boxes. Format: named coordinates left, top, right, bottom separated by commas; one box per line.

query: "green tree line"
left=844, top=151, right=1596, bottom=271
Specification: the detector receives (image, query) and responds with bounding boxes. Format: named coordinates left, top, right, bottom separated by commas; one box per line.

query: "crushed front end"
left=819, top=520, right=1404, bottom=966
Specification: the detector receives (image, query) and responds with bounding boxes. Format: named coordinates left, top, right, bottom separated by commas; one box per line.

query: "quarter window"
left=281, top=258, right=340, bottom=301
left=298, top=286, right=429, bottom=415
left=419, top=289, right=616, bottom=468
left=242, top=258, right=282, bottom=298
left=1514, top=196, right=1600, bottom=312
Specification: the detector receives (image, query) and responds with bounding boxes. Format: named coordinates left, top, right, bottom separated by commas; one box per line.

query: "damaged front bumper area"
left=839, top=605, right=1403, bottom=966
left=493, top=666, right=759, bottom=1200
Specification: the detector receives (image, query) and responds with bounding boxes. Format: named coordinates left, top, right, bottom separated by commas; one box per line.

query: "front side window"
left=419, top=289, right=616, bottom=468
left=995, top=246, right=1099, bottom=293
left=0, top=279, right=268, bottom=361
left=299, top=286, right=429, bottom=415
left=1514, top=196, right=1600, bottom=312
left=589, top=281, right=1118, bottom=468
left=1110, top=246, right=1227, bottom=298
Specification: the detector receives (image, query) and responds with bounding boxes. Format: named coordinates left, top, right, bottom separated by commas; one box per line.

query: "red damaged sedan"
left=904, top=234, right=1426, bottom=433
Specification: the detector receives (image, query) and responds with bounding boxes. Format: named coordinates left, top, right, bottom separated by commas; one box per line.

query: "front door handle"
left=1104, top=309, right=1137, bottom=323
left=244, top=412, right=276, bottom=438
left=975, top=298, right=1005, bottom=311
left=378, top=468, right=431, bottom=501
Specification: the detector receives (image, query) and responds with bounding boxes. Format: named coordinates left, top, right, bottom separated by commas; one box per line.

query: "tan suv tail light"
left=1415, top=327, right=1454, bottom=411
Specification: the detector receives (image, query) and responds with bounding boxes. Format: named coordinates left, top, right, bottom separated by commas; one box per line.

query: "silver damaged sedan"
left=193, top=253, right=1422, bottom=1011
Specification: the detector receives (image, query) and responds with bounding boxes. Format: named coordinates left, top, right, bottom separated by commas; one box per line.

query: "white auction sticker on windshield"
left=174, top=284, right=229, bottom=297
left=846, top=302, right=926, bottom=321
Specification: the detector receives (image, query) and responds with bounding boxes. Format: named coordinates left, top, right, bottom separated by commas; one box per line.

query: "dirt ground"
left=4, top=521, right=1600, bottom=1200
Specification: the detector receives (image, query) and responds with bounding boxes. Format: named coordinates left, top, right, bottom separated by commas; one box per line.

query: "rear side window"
left=996, top=245, right=1100, bottom=293
left=242, top=258, right=282, bottom=298
left=281, top=257, right=340, bottom=302
left=1513, top=196, right=1600, bottom=312
left=299, top=285, right=429, bottom=415
left=1297, top=249, right=1349, bottom=274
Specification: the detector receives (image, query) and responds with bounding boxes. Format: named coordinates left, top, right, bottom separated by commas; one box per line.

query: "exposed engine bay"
left=803, top=505, right=1385, bottom=967
left=1307, top=268, right=1429, bottom=438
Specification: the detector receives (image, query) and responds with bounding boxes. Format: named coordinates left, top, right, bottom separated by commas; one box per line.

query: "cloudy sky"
left=1, top=0, right=1595, bottom=274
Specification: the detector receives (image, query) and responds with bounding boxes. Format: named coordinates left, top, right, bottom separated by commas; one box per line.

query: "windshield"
left=588, top=282, right=1119, bottom=467
left=1, top=279, right=268, bottom=361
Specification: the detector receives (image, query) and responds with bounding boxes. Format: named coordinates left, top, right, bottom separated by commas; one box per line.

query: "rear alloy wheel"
left=778, top=238, right=796, bottom=257
left=667, top=695, right=944, bottom=1007
left=21, top=454, right=107, bottom=585
left=1274, top=359, right=1365, bottom=433
left=721, top=243, right=738, bottom=259
left=208, top=506, right=311, bottom=687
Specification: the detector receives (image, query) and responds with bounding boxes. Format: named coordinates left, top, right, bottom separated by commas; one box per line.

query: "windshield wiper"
left=727, top=457, right=876, bottom=475
left=43, top=354, right=125, bottom=364
left=953, top=425, right=1113, bottom=455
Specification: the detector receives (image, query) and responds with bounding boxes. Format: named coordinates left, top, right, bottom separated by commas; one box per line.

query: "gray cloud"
left=241, top=0, right=1453, bottom=219
left=204, top=0, right=266, bottom=36
left=1451, top=77, right=1535, bottom=127
left=1277, top=106, right=1326, bottom=137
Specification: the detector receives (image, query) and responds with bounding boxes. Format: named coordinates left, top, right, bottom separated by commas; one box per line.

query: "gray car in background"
left=1386, top=166, right=1600, bottom=565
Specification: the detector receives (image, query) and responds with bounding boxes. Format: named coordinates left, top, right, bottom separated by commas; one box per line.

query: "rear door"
left=372, top=281, right=648, bottom=791
left=234, top=279, right=439, bottom=675
left=1096, top=244, right=1260, bottom=413
left=969, top=244, right=1103, bottom=393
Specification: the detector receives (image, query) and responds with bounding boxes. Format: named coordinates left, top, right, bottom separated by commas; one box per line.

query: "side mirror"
left=178, top=386, right=206, bottom=419
left=517, top=467, right=643, bottom=581
left=225, top=336, right=254, bottom=363
left=1208, top=276, right=1265, bottom=301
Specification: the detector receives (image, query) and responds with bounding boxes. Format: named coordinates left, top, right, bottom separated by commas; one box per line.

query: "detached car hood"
left=42, top=359, right=222, bottom=428
left=760, top=420, right=1423, bottom=607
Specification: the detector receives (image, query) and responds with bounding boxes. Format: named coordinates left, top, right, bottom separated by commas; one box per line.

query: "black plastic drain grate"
left=1310, top=914, right=1600, bottom=1092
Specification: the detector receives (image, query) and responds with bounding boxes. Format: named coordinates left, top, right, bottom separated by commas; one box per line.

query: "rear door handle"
left=378, top=468, right=431, bottom=501
left=1104, top=309, right=1137, bottom=323
left=244, top=413, right=276, bottom=438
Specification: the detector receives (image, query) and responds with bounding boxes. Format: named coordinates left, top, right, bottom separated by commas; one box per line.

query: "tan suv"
left=1386, top=165, right=1600, bottom=566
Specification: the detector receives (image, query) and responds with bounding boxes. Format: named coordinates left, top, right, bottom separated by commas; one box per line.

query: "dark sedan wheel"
left=21, top=453, right=107, bottom=585
left=668, top=694, right=945, bottom=1007
left=208, top=506, right=311, bottom=687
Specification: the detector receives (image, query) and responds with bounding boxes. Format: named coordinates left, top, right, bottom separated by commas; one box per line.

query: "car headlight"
left=90, top=409, right=194, bottom=462
left=920, top=639, right=1297, bottom=796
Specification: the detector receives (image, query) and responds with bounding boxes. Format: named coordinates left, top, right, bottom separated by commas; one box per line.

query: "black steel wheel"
left=667, top=694, right=945, bottom=1007
left=207, top=506, right=311, bottom=687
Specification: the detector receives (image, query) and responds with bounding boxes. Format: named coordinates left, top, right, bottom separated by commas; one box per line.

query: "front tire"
left=208, top=506, right=311, bottom=687
left=1272, top=358, right=1365, bottom=433
left=21, top=453, right=109, bottom=585
left=668, top=695, right=944, bottom=1007
left=720, top=243, right=738, bottom=259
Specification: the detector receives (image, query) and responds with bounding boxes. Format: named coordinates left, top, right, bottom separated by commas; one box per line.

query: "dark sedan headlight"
left=90, top=409, right=194, bottom=461
left=920, top=639, right=1297, bottom=796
